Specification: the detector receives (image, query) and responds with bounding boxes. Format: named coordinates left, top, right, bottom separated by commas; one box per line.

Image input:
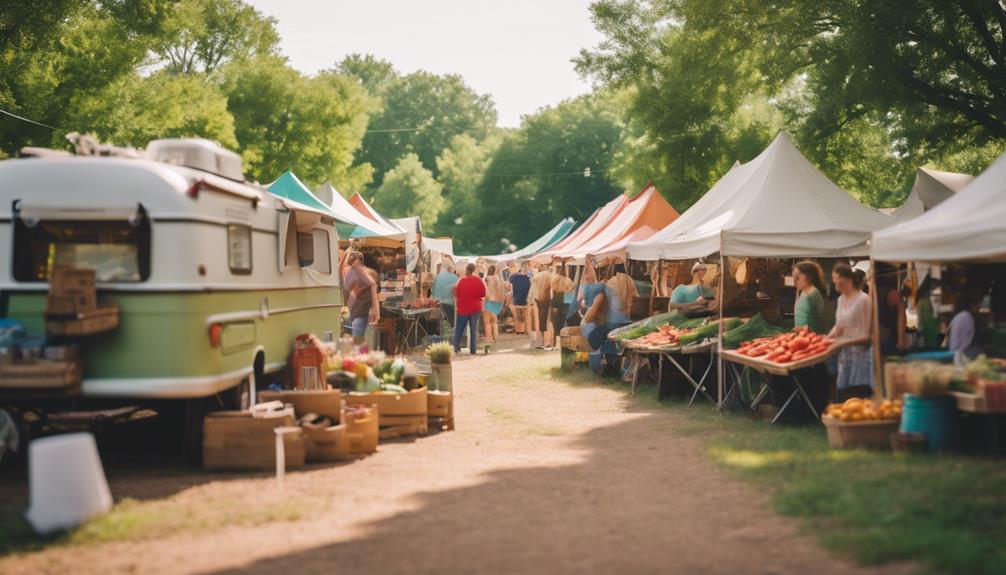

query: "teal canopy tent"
left=268, top=171, right=401, bottom=238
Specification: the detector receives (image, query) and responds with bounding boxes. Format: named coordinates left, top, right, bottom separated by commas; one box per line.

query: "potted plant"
left=426, top=342, right=454, bottom=392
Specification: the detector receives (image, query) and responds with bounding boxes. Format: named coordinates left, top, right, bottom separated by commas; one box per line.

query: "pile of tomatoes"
left=734, top=326, right=834, bottom=364
left=632, top=325, right=689, bottom=347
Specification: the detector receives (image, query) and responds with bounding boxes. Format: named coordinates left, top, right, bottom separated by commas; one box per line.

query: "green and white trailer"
left=0, top=139, right=342, bottom=415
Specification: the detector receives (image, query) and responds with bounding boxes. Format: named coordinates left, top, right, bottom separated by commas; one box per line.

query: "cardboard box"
left=46, top=305, right=119, bottom=337
left=258, top=389, right=342, bottom=421
left=427, top=391, right=453, bottom=419
left=203, top=411, right=305, bottom=471
left=379, top=415, right=428, bottom=439
left=46, top=268, right=97, bottom=314
left=345, top=387, right=427, bottom=417
left=344, top=404, right=378, bottom=455
left=302, top=422, right=350, bottom=462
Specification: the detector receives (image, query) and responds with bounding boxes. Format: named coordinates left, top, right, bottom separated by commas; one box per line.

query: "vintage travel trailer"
left=0, top=138, right=342, bottom=417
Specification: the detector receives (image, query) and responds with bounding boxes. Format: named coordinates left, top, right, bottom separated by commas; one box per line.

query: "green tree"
left=434, top=132, right=502, bottom=238
left=460, top=94, right=625, bottom=254
left=153, top=0, right=279, bottom=75
left=356, top=71, right=498, bottom=186
left=577, top=0, right=1006, bottom=208
left=70, top=71, right=237, bottom=149
left=372, top=153, right=445, bottom=226
left=334, top=54, right=398, bottom=99
left=0, top=1, right=171, bottom=153
left=222, top=57, right=376, bottom=188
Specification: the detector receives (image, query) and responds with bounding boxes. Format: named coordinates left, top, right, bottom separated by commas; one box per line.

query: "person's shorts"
left=536, top=299, right=550, bottom=329
left=351, top=317, right=368, bottom=337
left=485, top=300, right=503, bottom=316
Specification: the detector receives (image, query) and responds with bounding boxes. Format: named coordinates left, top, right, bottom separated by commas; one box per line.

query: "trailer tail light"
left=208, top=323, right=223, bottom=348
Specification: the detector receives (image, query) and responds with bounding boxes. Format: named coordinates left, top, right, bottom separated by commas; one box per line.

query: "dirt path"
left=0, top=336, right=912, bottom=575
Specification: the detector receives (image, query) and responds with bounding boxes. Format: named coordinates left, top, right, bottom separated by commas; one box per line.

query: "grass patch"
left=555, top=366, right=1006, bottom=574
left=524, top=425, right=566, bottom=437
left=485, top=404, right=524, bottom=424
left=0, top=490, right=313, bottom=557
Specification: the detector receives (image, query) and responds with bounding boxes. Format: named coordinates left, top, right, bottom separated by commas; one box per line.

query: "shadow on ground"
left=202, top=381, right=864, bottom=575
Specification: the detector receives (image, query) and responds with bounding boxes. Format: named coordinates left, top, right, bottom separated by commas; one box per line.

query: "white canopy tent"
left=315, top=181, right=404, bottom=239
left=627, top=132, right=892, bottom=261
left=890, top=168, right=973, bottom=223
left=872, top=151, right=1006, bottom=263
left=391, top=216, right=422, bottom=273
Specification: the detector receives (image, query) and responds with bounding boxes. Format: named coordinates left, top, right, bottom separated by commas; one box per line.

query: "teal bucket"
left=899, top=394, right=958, bottom=452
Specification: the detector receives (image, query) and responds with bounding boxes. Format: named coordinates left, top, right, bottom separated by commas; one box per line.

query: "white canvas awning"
left=872, top=151, right=1006, bottom=263
left=890, top=168, right=973, bottom=223
left=316, top=181, right=404, bottom=239
left=391, top=216, right=422, bottom=272
left=627, top=132, right=892, bottom=261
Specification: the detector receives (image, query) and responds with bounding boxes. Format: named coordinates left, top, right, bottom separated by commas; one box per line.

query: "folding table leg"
left=792, top=375, right=821, bottom=420
left=667, top=353, right=715, bottom=406
left=771, top=388, right=800, bottom=424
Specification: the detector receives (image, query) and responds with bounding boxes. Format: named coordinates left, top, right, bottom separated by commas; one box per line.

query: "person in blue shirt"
left=432, top=263, right=459, bottom=326
left=578, top=259, right=607, bottom=316
left=669, top=262, right=716, bottom=313
left=508, top=262, right=532, bottom=334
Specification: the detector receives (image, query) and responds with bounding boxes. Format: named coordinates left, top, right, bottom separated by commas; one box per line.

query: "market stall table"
left=620, top=339, right=717, bottom=405
left=382, top=305, right=440, bottom=354
left=721, top=346, right=841, bottom=423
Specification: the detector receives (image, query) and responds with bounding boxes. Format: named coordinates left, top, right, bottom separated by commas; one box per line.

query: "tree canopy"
left=338, top=58, right=499, bottom=187
left=576, top=0, right=1006, bottom=209
left=459, top=94, right=626, bottom=254
left=372, top=153, right=445, bottom=225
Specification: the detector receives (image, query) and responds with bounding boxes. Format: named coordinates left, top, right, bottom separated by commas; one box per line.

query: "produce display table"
left=951, top=391, right=1006, bottom=414
left=621, top=339, right=717, bottom=405
left=382, top=306, right=439, bottom=353
left=721, top=346, right=840, bottom=423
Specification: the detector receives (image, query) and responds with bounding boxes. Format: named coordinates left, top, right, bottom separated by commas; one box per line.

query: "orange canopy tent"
left=532, top=183, right=679, bottom=264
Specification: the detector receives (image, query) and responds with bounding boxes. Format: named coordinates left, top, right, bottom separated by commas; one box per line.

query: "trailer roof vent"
left=146, top=138, right=244, bottom=181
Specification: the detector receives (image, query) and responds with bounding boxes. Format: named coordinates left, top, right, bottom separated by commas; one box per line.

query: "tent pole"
left=649, top=259, right=659, bottom=316
left=869, top=258, right=884, bottom=399
left=717, top=252, right=726, bottom=412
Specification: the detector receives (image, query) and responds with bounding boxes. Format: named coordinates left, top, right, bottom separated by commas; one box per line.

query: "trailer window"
left=308, top=228, right=331, bottom=274
left=13, top=218, right=150, bottom=282
left=227, top=224, right=252, bottom=274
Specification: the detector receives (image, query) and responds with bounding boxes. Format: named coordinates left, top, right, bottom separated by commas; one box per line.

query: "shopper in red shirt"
left=452, top=263, right=486, bottom=354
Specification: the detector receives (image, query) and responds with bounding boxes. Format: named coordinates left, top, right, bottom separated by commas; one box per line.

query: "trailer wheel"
left=180, top=397, right=210, bottom=466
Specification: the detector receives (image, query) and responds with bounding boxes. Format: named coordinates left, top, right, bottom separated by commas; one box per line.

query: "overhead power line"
left=364, top=127, right=427, bottom=133
left=0, top=108, right=63, bottom=131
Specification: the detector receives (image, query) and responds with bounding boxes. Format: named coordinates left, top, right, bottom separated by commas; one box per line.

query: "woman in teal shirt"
left=792, top=260, right=827, bottom=334
left=669, top=262, right=715, bottom=312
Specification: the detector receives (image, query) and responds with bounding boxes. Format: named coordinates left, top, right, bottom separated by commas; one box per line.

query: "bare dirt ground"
left=0, top=334, right=914, bottom=575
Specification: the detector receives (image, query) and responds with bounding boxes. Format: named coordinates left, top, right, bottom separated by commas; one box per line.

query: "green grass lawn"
left=552, top=365, right=1006, bottom=575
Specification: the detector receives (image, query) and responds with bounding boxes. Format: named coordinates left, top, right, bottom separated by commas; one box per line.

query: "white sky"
left=246, top=0, right=604, bottom=127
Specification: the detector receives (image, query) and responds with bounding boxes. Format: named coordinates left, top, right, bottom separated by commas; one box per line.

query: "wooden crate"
left=46, top=306, right=119, bottom=337
left=951, top=391, right=1006, bottom=414
left=379, top=414, right=429, bottom=439
left=302, top=423, right=350, bottom=462
left=258, top=389, right=342, bottom=421
left=46, top=268, right=97, bottom=314
left=427, top=391, right=453, bottom=418
left=822, top=415, right=899, bottom=450
left=559, top=334, right=592, bottom=353
left=345, top=387, right=427, bottom=417
left=428, top=391, right=455, bottom=432
left=203, top=411, right=305, bottom=471
left=0, top=360, right=82, bottom=389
